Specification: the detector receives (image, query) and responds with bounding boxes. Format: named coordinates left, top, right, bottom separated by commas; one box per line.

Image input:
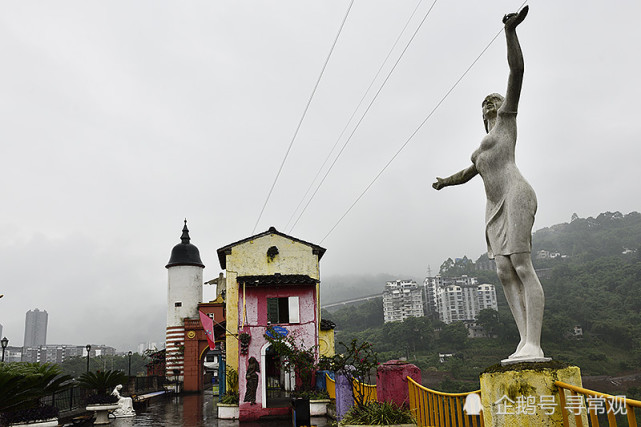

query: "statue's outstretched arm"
left=500, top=6, right=528, bottom=114
left=433, top=164, right=478, bottom=190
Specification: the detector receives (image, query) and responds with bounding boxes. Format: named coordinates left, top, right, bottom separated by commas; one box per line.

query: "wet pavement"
left=110, top=391, right=332, bottom=427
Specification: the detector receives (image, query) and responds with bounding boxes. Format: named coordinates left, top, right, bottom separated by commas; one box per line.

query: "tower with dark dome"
left=165, top=220, right=204, bottom=385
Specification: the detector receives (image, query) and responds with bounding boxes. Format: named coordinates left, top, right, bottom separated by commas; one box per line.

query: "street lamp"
left=86, top=344, right=92, bottom=373
left=128, top=351, right=132, bottom=377
left=1, top=337, right=8, bottom=362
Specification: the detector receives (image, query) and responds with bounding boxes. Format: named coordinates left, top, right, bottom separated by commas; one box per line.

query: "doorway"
left=260, top=343, right=294, bottom=408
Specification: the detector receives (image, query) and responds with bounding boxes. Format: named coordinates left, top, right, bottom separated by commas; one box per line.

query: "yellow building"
left=216, top=227, right=334, bottom=418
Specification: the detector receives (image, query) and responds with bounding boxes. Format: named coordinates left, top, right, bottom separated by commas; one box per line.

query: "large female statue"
left=433, top=6, right=548, bottom=363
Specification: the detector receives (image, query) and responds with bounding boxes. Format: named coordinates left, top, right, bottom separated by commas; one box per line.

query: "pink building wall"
left=237, top=284, right=318, bottom=421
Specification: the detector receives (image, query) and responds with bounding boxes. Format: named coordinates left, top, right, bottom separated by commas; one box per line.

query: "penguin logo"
left=463, top=393, right=482, bottom=416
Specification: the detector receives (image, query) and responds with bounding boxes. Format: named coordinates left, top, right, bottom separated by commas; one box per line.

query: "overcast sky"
left=1, top=1, right=639, bottom=352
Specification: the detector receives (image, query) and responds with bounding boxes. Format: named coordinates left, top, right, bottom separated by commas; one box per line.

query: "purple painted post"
left=335, top=373, right=354, bottom=421
left=376, top=360, right=421, bottom=407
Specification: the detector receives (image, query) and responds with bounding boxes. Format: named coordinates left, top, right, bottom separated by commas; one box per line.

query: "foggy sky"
left=1, top=1, right=640, bottom=351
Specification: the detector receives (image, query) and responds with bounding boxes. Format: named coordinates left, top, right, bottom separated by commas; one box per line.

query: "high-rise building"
left=427, top=275, right=498, bottom=324
left=24, top=309, right=48, bottom=347
left=0, top=323, right=3, bottom=339
left=383, top=280, right=424, bottom=323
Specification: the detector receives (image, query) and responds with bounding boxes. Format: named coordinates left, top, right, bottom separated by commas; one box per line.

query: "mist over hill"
left=532, top=211, right=641, bottom=260
left=322, top=210, right=641, bottom=388
left=320, top=273, right=421, bottom=305
left=320, top=211, right=641, bottom=304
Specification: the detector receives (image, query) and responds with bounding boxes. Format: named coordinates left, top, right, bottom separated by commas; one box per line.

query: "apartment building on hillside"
left=429, top=275, right=498, bottom=324
left=383, top=280, right=424, bottom=323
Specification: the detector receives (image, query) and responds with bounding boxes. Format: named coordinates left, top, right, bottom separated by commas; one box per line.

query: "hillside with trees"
left=322, top=211, right=641, bottom=394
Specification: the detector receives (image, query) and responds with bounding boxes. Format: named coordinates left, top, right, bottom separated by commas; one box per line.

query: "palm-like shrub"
left=0, top=363, right=72, bottom=424
left=341, top=401, right=415, bottom=425
left=77, top=370, right=128, bottom=404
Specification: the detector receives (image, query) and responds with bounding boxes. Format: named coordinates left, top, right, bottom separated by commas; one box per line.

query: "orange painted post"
left=627, top=404, right=637, bottom=427
left=569, top=389, right=584, bottom=427
left=456, top=396, right=463, bottom=427
left=558, top=386, right=570, bottom=427
left=605, top=398, right=617, bottom=426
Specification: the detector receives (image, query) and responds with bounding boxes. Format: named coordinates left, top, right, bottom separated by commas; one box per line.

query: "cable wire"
left=251, top=0, right=355, bottom=234
left=288, top=0, right=439, bottom=233
left=319, top=25, right=511, bottom=244
left=283, top=0, right=427, bottom=232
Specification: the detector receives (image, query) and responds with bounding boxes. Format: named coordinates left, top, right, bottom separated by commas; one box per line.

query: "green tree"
left=438, top=322, right=468, bottom=350
left=476, top=309, right=499, bottom=338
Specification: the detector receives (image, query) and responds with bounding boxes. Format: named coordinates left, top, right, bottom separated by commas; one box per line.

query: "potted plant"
left=294, top=389, right=331, bottom=416
left=0, top=362, right=72, bottom=427
left=217, top=367, right=239, bottom=419
left=78, top=370, right=127, bottom=425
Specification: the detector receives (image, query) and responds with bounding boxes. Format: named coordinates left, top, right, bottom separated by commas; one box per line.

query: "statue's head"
left=482, top=93, right=504, bottom=132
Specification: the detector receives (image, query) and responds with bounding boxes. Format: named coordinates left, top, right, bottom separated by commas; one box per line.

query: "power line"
left=283, top=0, right=427, bottom=232
left=288, top=0, right=439, bottom=234
left=319, top=25, right=510, bottom=245
left=251, top=0, right=355, bottom=234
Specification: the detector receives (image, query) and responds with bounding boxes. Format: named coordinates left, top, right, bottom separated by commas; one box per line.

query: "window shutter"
left=267, top=298, right=279, bottom=324
left=288, top=296, right=300, bottom=324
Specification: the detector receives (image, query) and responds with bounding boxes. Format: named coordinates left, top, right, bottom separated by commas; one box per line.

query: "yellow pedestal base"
left=480, top=361, right=587, bottom=427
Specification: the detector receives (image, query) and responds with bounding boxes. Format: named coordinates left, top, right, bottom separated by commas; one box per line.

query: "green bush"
left=0, top=363, right=71, bottom=424
left=220, top=391, right=239, bottom=404
left=341, top=401, right=415, bottom=425
left=226, top=367, right=239, bottom=393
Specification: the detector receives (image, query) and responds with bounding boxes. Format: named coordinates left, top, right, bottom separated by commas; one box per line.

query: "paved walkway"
left=106, top=392, right=332, bottom=426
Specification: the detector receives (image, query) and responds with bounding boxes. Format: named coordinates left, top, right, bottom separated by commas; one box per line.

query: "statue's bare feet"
left=509, top=340, right=526, bottom=359
left=509, top=342, right=544, bottom=360
left=503, top=5, right=529, bottom=30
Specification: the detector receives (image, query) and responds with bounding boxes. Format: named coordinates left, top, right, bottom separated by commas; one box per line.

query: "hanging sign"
left=266, top=325, right=289, bottom=338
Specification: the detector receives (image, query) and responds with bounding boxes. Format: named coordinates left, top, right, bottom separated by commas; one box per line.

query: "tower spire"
left=181, top=219, right=190, bottom=244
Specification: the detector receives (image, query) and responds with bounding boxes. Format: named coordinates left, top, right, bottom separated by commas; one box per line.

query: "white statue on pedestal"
left=111, top=384, right=136, bottom=417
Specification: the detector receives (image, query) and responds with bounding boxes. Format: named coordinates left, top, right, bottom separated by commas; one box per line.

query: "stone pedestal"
left=480, top=361, right=587, bottom=427
left=86, top=404, right=119, bottom=425
left=376, top=360, right=421, bottom=407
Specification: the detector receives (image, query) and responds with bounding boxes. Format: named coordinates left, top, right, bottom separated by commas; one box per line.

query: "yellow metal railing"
left=555, top=380, right=641, bottom=427
left=326, top=372, right=336, bottom=399
left=353, top=379, right=377, bottom=404
left=408, top=377, right=484, bottom=427
left=324, top=373, right=375, bottom=403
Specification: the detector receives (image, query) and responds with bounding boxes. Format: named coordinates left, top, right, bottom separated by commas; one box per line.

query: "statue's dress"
left=471, top=111, right=536, bottom=259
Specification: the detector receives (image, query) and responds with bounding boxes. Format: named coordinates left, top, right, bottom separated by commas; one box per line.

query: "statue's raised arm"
left=499, top=6, right=528, bottom=114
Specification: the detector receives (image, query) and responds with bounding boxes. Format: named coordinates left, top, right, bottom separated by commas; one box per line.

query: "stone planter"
left=86, top=404, right=119, bottom=425
left=9, top=419, right=58, bottom=427
left=309, top=399, right=331, bottom=416
left=217, top=403, right=239, bottom=419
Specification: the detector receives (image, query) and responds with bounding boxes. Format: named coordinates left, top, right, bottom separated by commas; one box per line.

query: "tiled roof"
left=236, top=274, right=318, bottom=286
